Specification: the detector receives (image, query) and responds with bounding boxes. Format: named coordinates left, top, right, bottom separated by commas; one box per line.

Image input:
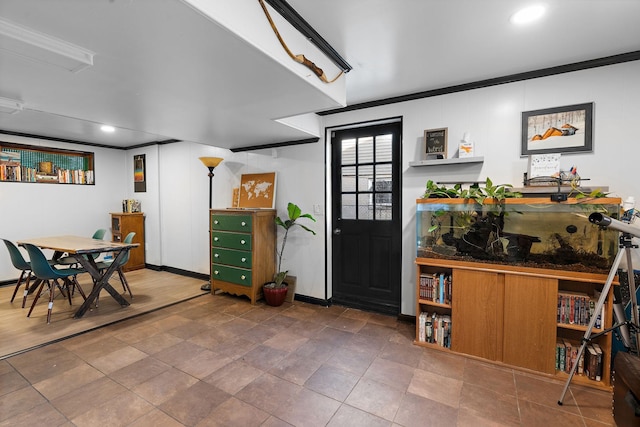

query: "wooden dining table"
left=17, top=235, right=139, bottom=318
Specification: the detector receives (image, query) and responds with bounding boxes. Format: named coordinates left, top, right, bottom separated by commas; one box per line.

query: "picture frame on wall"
left=521, top=102, right=593, bottom=156
left=134, top=154, right=146, bottom=192
left=424, top=128, right=448, bottom=159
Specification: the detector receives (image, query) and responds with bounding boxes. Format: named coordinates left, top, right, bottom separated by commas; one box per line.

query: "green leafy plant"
left=270, top=202, right=316, bottom=289
left=466, top=177, right=523, bottom=205
left=568, top=178, right=609, bottom=199
left=422, top=178, right=522, bottom=203
left=422, top=180, right=460, bottom=199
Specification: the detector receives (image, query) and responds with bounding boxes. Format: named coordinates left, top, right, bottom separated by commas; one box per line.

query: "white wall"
left=156, top=141, right=232, bottom=274
left=0, top=134, right=128, bottom=280
left=124, top=145, right=161, bottom=265
left=154, top=141, right=326, bottom=300
left=322, top=60, right=640, bottom=315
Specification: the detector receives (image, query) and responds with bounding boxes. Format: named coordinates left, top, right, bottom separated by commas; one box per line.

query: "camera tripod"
left=558, top=230, right=640, bottom=405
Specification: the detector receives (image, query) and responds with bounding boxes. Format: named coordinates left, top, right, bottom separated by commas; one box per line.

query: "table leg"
left=73, top=250, right=131, bottom=318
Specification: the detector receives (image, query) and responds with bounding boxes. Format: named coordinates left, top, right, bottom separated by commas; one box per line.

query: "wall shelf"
left=0, top=141, right=94, bottom=184
left=409, top=156, right=484, bottom=167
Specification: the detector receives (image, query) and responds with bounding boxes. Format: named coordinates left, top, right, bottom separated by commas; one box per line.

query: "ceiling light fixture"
left=100, top=125, right=115, bottom=133
left=0, top=96, right=24, bottom=114
left=510, top=4, right=546, bottom=25
left=0, top=17, right=94, bottom=72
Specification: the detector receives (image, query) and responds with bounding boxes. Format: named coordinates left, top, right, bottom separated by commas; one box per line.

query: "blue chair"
left=23, top=243, right=87, bottom=324
left=95, top=232, right=135, bottom=299
left=3, top=238, right=33, bottom=308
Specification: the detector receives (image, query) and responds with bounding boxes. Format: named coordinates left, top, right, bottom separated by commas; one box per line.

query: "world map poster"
left=238, top=172, right=277, bottom=209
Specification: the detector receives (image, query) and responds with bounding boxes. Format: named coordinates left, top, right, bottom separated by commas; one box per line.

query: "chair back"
left=23, top=244, right=81, bottom=280
left=92, top=229, right=107, bottom=240
left=118, top=232, right=136, bottom=266
left=2, top=239, right=30, bottom=271
left=90, top=229, right=107, bottom=260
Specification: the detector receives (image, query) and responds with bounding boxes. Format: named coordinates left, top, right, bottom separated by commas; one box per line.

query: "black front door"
left=330, top=121, right=402, bottom=315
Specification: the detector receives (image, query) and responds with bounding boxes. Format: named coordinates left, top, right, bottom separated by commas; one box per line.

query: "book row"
left=0, top=148, right=89, bottom=171
left=419, top=273, right=452, bottom=305
left=556, top=339, right=603, bottom=382
left=557, top=290, right=604, bottom=329
left=0, top=164, right=94, bottom=184
left=417, top=312, right=451, bottom=348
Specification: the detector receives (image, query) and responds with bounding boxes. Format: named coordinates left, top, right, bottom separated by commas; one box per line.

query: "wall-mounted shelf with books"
left=409, top=156, right=484, bottom=167
left=0, top=141, right=94, bottom=184
left=414, top=257, right=614, bottom=391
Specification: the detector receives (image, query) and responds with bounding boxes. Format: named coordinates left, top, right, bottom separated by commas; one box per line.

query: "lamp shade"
left=199, top=157, right=224, bottom=168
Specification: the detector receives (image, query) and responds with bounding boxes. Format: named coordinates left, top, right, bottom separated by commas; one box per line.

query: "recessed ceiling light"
left=100, top=125, right=115, bottom=133
left=510, top=4, right=546, bottom=25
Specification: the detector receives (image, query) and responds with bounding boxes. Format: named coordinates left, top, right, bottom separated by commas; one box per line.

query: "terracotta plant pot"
left=263, top=282, right=288, bottom=307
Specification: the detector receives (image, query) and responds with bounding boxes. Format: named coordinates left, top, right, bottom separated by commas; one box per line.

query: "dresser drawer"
left=212, top=231, right=252, bottom=251
left=211, top=214, right=252, bottom=232
left=212, top=264, right=252, bottom=287
left=212, top=247, right=252, bottom=268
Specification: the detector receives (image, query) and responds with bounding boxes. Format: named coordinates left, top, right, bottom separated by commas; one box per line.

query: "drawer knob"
left=241, top=221, right=246, bottom=226
left=214, top=237, right=219, bottom=241
left=240, top=239, right=246, bottom=245
left=241, top=275, right=246, bottom=280
left=214, top=220, right=219, bottom=224
left=214, top=253, right=219, bottom=258
left=241, top=257, right=246, bottom=262
left=214, top=270, right=219, bottom=275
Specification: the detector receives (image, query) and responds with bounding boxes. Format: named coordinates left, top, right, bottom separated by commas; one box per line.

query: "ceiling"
left=0, top=0, right=639, bottom=150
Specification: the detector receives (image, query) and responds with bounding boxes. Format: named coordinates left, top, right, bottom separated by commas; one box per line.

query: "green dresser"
left=209, top=209, right=276, bottom=304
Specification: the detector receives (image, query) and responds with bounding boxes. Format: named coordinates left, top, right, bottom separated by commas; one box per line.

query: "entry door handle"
left=333, top=228, right=341, bottom=235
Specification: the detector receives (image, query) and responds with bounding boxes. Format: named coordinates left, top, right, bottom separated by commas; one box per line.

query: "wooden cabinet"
left=451, top=269, right=502, bottom=361
left=110, top=212, right=145, bottom=271
left=209, top=209, right=276, bottom=304
left=415, top=257, right=614, bottom=390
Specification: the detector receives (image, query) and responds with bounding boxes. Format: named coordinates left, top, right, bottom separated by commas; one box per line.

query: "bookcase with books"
left=0, top=141, right=94, bottom=184
left=554, top=278, right=613, bottom=388
left=415, top=258, right=615, bottom=391
left=417, top=269, right=452, bottom=348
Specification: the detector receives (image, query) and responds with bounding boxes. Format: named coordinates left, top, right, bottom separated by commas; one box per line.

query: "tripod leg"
left=613, top=286, right=632, bottom=348
left=625, top=249, right=640, bottom=355
left=558, top=246, right=625, bottom=405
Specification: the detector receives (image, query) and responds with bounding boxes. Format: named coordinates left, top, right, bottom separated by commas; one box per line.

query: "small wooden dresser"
left=209, top=209, right=276, bottom=304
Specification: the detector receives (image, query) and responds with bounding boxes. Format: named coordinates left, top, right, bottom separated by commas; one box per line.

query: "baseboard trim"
left=293, top=294, right=331, bottom=307
left=146, top=264, right=209, bottom=281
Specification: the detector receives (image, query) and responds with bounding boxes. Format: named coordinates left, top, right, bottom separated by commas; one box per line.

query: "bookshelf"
left=415, top=257, right=615, bottom=391
left=110, top=213, right=145, bottom=271
left=0, top=141, right=94, bottom=184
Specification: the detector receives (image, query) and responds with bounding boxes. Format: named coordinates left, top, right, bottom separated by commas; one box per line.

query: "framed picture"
left=238, top=172, right=277, bottom=209
left=521, top=102, right=593, bottom=156
left=424, top=128, right=448, bottom=158
left=134, top=154, right=146, bottom=192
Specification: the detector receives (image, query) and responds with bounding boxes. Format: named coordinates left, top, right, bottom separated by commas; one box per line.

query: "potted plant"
left=263, top=202, right=316, bottom=306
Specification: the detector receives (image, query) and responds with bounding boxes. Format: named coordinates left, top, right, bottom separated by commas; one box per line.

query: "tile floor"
left=0, top=293, right=616, bottom=426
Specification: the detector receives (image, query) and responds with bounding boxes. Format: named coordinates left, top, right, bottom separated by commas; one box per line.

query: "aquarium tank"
left=416, top=197, right=622, bottom=273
